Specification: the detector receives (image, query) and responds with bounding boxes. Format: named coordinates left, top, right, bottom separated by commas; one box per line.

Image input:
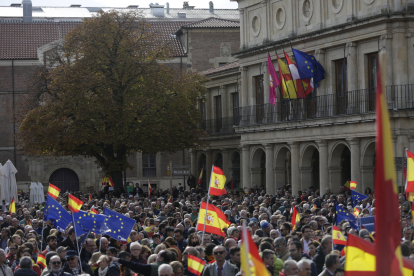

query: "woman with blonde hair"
left=94, top=255, right=109, bottom=276
left=153, top=243, right=167, bottom=254
left=170, top=261, right=184, bottom=276
left=147, top=254, right=157, bottom=264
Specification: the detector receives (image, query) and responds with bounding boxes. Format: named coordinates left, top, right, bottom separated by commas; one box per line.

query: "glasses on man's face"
left=274, top=244, right=282, bottom=248
left=51, top=261, right=61, bottom=265
left=67, top=258, right=76, bottom=262
left=213, top=251, right=225, bottom=255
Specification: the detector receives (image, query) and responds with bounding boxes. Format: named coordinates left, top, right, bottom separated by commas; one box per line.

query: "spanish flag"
left=353, top=207, right=360, bottom=218
left=332, top=226, right=347, bottom=245
left=209, top=166, right=227, bottom=196
left=88, top=193, right=92, bottom=201
left=350, top=181, right=357, bottom=190
left=37, top=254, right=46, bottom=269
left=9, top=197, right=15, bottom=214
left=68, top=194, right=83, bottom=213
left=345, top=234, right=414, bottom=276
left=276, top=53, right=297, bottom=99
left=48, top=183, right=60, bottom=199
left=168, top=191, right=173, bottom=203
left=344, top=180, right=351, bottom=192
left=374, top=54, right=403, bottom=276
left=148, top=179, right=152, bottom=199
left=405, top=149, right=414, bottom=201
left=188, top=255, right=206, bottom=276
left=91, top=208, right=99, bottom=214
left=197, top=167, right=203, bottom=188
left=196, top=201, right=230, bottom=237
left=102, top=176, right=114, bottom=187
left=241, top=221, right=271, bottom=276
left=291, top=206, right=300, bottom=230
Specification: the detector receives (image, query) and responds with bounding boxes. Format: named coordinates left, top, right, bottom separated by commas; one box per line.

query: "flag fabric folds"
left=196, top=202, right=230, bottom=237
left=187, top=255, right=206, bottom=276
left=209, top=166, right=227, bottom=196
left=284, top=51, right=313, bottom=97
left=197, top=167, right=203, bottom=188
left=37, top=254, right=46, bottom=269
left=74, top=210, right=110, bottom=235
left=90, top=208, right=99, bottom=214
left=9, top=197, right=15, bottom=213
left=291, top=206, right=300, bottom=230
left=47, top=184, right=60, bottom=199
left=374, top=56, right=403, bottom=276
left=406, top=149, right=414, bottom=201
left=350, top=181, right=357, bottom=190
left=335, top=204, right=357, bottom=225
left=344, top=180, right=351, bottom=192
left=88, top=193, right=92, bottom=201
left=240, top=221, right=271, bottom=276
left=267, top=53, right=280, bottom=105
left=332, top=226, right=347, bottom=245
left=102, top=176, right=114, bottom=187
left=276, top=53, right=297, bottom=99
left=68, top=194, right=83, bottom=213
left=148, top=180, right=152, bottom=198
left=103, top=207, right=136, bottom=241
left=291, top=48, right=326, bottom=89
left=351, top=190, right=368, bottom=206
left=353, top=207, right=360, bottom=218
left=168, top=191, right=173, bottom=203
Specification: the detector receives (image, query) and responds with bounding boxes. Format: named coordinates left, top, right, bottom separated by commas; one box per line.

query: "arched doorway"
left=49, top=168, right=79, bottom=192
left=275, top=147, right=291, bottom=189
left=214, top=153, right=223, bottom=169
left=231, top=152, right=240, bottom=188
left=198, top=154, right=207, bottom=189
left=361, top=141, right=375, bottom=192
left=301, top=145, right=320, bottom=191
left=251, top=148, right=266, bottom=188
left=330, top=143, right=351, bottom=191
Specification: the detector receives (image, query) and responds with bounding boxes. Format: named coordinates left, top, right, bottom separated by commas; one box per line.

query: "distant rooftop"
left=200, top=61, right=240, bottom=76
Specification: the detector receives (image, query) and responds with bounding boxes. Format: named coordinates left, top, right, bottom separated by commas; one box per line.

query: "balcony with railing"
left=199, top=85, right=414, bottom=136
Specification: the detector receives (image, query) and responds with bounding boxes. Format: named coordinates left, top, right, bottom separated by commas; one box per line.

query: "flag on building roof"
left=209, top=166, right=227, bottom=196
left=351, top=190, right=368, bottom=206
left=267, top=53, right=280, bottom=105
left=240, top=221, right=271, bottom=276
left=291, top=48, right=325, bottom=90
left=68, top=194, right=83, bottom=213
left=291, top=206, right=300, bottom=230
left=374, top=55, right=403, bottom=276
left=103, top=207, right=136, bottom=242
left=284, top=50, right=313, bottom=97
left=197, top=167, right=203, bottom=188
left=47, top=183, right=60, bottom=199
left=350, top=181, right=357, bottom=190
left=332, top=225, right=347, bottom=245
left=188, top=255, right=206, bottom=276
left=196, top=201, right=230, bottom=237
left=36, top=254, right=46, bottom=269
left=276, top=52, right=297, bottom=99
left=9, top=197, right=15, bottom=213
left=405, top=149, right=414, bottom=201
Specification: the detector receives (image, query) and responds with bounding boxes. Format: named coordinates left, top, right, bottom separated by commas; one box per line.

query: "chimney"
left=149, top=2, right=165, bottom=17
left=22, top=0, right=32, bottom=22
left=183, top=1, right=188, bottom=8
left=209, top=1, right=214, bottom=13
left=166, top=2, right=169, bottom=14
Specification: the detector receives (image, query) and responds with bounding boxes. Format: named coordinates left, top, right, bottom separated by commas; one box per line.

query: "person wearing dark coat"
left=61, top=250, right=93, bottom=276
left=14, top=257, right=38, bottom=276
left=59, top=229, right=80, bottom=254
left=46, top=255, right=72, bottom=276
left=313, top=236, right=332, bottom=274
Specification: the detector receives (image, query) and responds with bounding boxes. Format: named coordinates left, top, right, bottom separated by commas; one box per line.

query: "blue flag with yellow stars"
left=43, top=195, right=86, bottom=235
left=335, top=204, right=357, bottom=227
left=351, top=190, right=368, bottom=206
left=74, top=210, right=110, bottom=235
left=103, top=207, right=135, bottom=241
left=292, top=48, right=326, bottom=89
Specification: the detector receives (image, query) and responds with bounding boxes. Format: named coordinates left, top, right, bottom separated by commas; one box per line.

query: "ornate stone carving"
left=220, top=43, right=231, bottom=57
left=274, top=4, right=286, bottom=30
left=251, top=15, right=261, bottom=37
left=301, top=0, right=313, bottom=25
left=331, top=0, right=344, bottom=14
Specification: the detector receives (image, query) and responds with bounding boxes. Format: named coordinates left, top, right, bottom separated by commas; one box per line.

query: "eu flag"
left=43, top=195, right=86, bottom=235
left=335, top=204, right=357, bottom=226
left=103, top=207, right=135, bottom=241
left=74, top=210, right=110, bottom=235
left=292, top=48, right=326, bottom=89
left=351, top=190, right=368, bottom=206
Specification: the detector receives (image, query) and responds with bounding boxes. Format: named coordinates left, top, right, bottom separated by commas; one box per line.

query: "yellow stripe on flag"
left=9, top=197, right=15, bottom=214
left=68, top=194, right=83, bottom=213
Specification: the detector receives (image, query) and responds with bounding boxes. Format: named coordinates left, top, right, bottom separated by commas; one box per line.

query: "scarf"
left=25, top=219, right=32, bottom=226
left=98, top=266, right=108, bottom=276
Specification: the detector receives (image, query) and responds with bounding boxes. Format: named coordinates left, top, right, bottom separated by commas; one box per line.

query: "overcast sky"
left=2, top=0, right=238, bottom=9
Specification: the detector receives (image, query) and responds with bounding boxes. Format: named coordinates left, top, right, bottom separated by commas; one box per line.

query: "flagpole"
left=201, top=165, right=214, bottom=245
left=39, top=221, right=46, bottom=251
left=69, top=194, right=83, bottom=273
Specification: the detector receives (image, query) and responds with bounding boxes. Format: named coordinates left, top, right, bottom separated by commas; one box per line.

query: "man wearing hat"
left=261, top=222, right=271, bottom=237
left=62, top=250, right=93, bottom=276
left=57, top=246, right=69, bottom=267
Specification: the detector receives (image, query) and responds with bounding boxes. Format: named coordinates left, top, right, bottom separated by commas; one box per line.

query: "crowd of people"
left=0, top=182, right=408, bottom=276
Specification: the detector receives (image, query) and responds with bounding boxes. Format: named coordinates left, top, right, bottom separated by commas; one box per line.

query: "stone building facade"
left=195, top=0, right=414, bottom=195
left=0, top=1, right=239, bottom=193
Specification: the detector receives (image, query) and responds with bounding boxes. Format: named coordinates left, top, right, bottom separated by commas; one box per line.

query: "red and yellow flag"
left=241, top=221, right=271, bottom=276
left=276, top=53, right=297, bottom=99
left=196, top=201, right=230, bottom=237
left=68, top=194, right=83, bottom=213
left=102, top=176, right=114, bottom=187
left=405, top=150, right=414, bottom=201
left=9, top=197, right=15, bottom=214
left=353, top=207, right=360, bottom=218
left=350, top=181, right=357, bottom=190
left=344, top=180, right=351, bottom=192
left=332, top=226, right=347, bottom=245
left=374, top=55, right=403, bottom=276
left=188, top=255, right=206, bottom=276
left=88, top=193, right=92, bottom=201
left=291, top=206, right=300, bottom=230
left=168, top=191, right=173, bottom=203
left=48, top=183, right=60, bottom=199
left=91, top=208, right=99, bottom=214
left=345, top=234, right=413, bottom=276
left=37, top=254, right=46, bottom=269
left=197, top=167, right=203, bottom=188
left=209, top=166, right=227, bottom=196
left=148, top=179, right=152, bottom=199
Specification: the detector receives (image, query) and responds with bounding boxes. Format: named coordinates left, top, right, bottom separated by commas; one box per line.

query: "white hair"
left=303, top=204, right=310, bottom=210
left=158, top=264, right=173, bottom=275
left=297, top=259, right=312, bottom=271
left=130, top=241, right=141, bottom=250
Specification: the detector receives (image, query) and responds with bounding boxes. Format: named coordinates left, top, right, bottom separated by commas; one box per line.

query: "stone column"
left=264, top=144, right=274, bottom=195
left=261, top=0, right=268, bottom=43
left=241, top=145, right=250, bottom=189
left=314, top=50, right=326, bottom=96
left=240, top=67, right=248, bottom=107
left=190, top=149, right=197, bottom=177
left=206, top=150, right=212, bottom=181
left=317, top=140, right=329, bottom=195
left=239, top=9, right=245, bottom=50
left=347, top=138, right=362, bottom=193
left=346, top=42, right=358, bottom=113
left=263, top=61, right=269, bottom=104
left=393, top=33, right=408, bottom=86
left=289, top=142, right=300, bottom=195
left=221, top=149, right=231, bottom=181
left=407, top=33, right=414, bottom=86
left=380, top=34, right=393, bottom=87
left=221, top=86, right=228, bottom=118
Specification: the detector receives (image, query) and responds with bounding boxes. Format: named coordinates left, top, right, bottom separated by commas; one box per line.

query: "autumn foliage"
left=17, top=11, right=208, bottom=191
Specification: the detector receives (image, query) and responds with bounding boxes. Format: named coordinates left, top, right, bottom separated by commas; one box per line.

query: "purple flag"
left=267, top=53, right=280, bottom=106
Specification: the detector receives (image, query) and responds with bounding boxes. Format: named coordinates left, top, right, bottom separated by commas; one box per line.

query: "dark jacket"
left=14, top=269, right=38, bottom=276
left=201, top=261, right=238, bottom=276
left=313, top=246, right=328, bottom=274
left=59, top=238, right=79, bottom=253
left=107, top=262, right=120, bottom=276
left=46, top=271, right=72, bottom=276
left=62, top=261, right=93, bottom=276
left=118, top=259, right=167, bottom=276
